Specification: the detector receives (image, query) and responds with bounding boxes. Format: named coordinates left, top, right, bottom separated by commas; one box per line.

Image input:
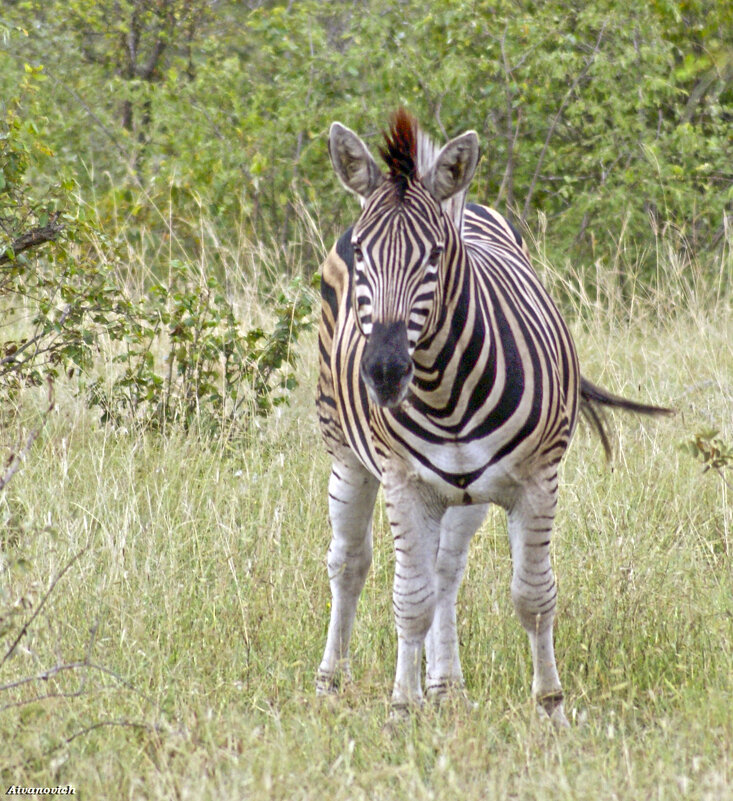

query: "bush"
left=3, top=0, right=729, bottom=281
left=1, top=73, right=314, bottom=442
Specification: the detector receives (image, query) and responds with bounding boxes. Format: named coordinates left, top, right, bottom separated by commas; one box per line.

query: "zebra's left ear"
left=424, top=131, right=480, bottom=202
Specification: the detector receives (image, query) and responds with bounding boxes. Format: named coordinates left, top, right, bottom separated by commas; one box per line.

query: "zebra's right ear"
left=329, top=122, right=383, bottom=203
left=424, top=131, right=480, bottom=203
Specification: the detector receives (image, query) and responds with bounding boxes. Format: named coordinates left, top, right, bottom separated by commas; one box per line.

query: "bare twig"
left=1, top=541, right=87, bottom=667
left=0, top=304, right=73, bottom=372
left=0, top=214, right=64, bottom=266
left=0, top=659, right=162, bottom=712
left=3, top=719, right=162, bottom=773
left=63, top=719, right=160, bottom=745
left=522, top=22, right=607, bottom=221
left=714, top=470, right=733, bottom=492
left=496, top=26, right=518, bottom=210
left=0, top=662, right=89, bottom=694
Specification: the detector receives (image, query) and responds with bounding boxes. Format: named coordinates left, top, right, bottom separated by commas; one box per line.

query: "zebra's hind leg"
left=425, top=504, right=488, bottom=705
left=507, top=485, right=569, bottom=728
left=316, top=452, right=379, bottom=696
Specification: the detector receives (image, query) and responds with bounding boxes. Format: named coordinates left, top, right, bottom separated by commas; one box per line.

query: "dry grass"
left=0, top=218, right=731, bottom=799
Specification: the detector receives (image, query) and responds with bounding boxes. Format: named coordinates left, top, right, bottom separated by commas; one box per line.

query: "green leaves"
left=84, top=268, right=314, bottom=435
left=682, top=430, right=733, bottom=478
left=1, top=244, right=315, bottom=436
left=4, top=0, right=730, bottom=278
left=1, top=81, right=315, bottom=438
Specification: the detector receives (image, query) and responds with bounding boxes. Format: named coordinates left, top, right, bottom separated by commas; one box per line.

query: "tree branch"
left=0, top=214, right=64, bottom=266
left=1, top=539, right=86, bottom=667
left=0, top=379, right=55, bottom=492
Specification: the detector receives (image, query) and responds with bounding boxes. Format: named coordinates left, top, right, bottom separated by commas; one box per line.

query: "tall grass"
left=0, top=209, right=731, bottom=800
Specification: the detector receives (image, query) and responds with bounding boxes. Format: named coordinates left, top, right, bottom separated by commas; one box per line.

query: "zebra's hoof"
left=316, top=667, right=354, bottom=698
left=536, top=692, right=570, bottom=728
left=390, top=702, right=413, bottom=719
left=315, top=671, right=338, bottom=697
left=381, top=702, right=415, bottom=735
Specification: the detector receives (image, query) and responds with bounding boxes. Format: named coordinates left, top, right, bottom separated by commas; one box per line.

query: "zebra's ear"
left=424, top=131, right=480, bottom=202
left=329, top=122, right=383, bottom=203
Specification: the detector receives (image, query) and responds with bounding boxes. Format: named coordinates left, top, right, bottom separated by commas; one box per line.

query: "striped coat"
left=318, top=202, right=579, bottom=504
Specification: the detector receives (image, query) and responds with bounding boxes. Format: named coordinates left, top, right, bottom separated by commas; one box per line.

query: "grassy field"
left=1, top=232, right=731, bottom=799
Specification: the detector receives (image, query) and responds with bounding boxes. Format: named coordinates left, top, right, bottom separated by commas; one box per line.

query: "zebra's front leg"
left=508, top=488, right=569, bottom=727
left=317, top=454, right=380, bottom=696
left=382, top=465, right=444, bottom=711
left=425, top=504, right=488, bottom=704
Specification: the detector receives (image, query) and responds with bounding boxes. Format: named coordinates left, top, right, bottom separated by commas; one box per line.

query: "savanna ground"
left=1, top=227, right=731, bottom=800
left=1, top=2, right=731, bottom=797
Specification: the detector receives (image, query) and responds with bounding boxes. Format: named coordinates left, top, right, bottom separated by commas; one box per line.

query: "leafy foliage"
left=0, top=66, right=314, bottom=438
left=85, top=270, right=313, bottom=434
left=682, top=429, right=733, bottom=487
left=2, top=0, right=730, bottom=280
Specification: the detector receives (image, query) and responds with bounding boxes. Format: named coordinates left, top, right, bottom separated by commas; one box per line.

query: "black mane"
left=378, top=108, right=418, bottom=199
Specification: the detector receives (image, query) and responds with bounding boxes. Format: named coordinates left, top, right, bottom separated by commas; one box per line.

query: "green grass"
left=1, top=235, right=731, bottom=799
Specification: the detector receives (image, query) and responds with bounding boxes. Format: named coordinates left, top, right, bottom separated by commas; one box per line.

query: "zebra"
left=315, top=109, right=671, bottom=726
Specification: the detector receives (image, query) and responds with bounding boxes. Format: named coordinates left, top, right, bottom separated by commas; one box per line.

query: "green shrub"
left=1, top=74, right=314, bottom=440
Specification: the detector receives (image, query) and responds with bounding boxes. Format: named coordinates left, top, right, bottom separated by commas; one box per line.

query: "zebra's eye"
left=426, top=245, right=443, bottom=269
left=352, top=243, right=363, bottom=262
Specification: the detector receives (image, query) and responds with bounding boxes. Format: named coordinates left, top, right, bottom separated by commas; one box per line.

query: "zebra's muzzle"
left=360, top=321, right=414, bottom=408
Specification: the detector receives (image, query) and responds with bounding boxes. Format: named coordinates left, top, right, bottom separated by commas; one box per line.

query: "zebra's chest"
left=366, top=402, right=543, bottom=507
left=332, top=325, right=565, bottom=504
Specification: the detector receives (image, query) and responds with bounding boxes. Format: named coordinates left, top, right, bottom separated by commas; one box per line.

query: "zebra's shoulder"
left=464, top=203, right=528, bottom=258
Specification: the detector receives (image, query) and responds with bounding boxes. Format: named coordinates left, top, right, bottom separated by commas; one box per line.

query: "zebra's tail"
left=579, top=375, right=675, bottom=460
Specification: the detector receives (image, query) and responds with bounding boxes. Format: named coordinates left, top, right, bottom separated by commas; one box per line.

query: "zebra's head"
left=329, top=109, right=480, bottom=408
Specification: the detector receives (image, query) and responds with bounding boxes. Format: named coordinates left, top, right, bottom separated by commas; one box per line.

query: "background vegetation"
left=2, top=0, right=731, bottom=271
left=0, top=1, right=731, bottom=798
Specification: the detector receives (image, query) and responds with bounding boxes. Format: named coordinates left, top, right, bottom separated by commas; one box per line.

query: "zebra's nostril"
left=386, top=359, right=411, bottom=384
left=374, top=360, right=408, bottom=389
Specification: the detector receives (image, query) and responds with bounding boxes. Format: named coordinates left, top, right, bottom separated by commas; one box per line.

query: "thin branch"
left=712, top=468, right=733, bottom=492
left=0, top=664, right=91, bottom=711
left=64, top=719, right=159, bottom=745
left=0, top=660, right=161, bottom=712
left=0, top=379, right=55, bottom=492
left=3, top=719, right=161, bottom=772
left=138, top=37, right=167, bottom=80
left=682, top=62, right=733, bottom=124
left=0, top=214, right=64, bottom=266
left=1, top=541, right=87, bottom=667
left=522, top=22, right=607, bottom=221
left=0, top=304, right=73, bottom=371
left=495, top=26, right=526, bottom=212
left=0, top=427, right=43, bottom=492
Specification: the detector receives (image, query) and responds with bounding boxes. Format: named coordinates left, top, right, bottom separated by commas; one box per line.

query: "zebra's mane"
left=378, top=109, right=439, bottom=198
left=378, top=108, right=468, bottom=226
